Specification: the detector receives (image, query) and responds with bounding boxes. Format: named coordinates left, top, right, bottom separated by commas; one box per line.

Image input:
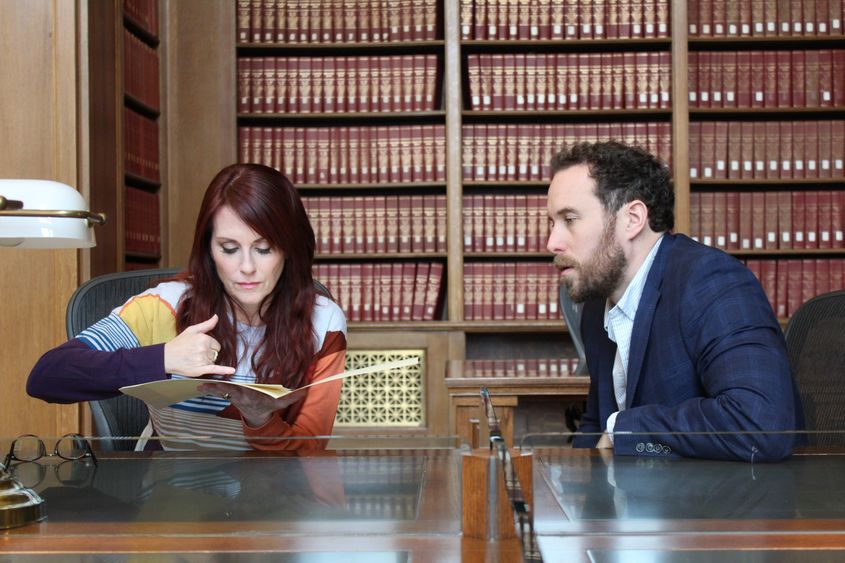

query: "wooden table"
left=3, top=445, right=845, bottom=561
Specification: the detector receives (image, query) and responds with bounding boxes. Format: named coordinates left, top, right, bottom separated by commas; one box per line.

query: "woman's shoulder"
left=313, top=294, right=347, bottom=335
left=118, top=280, right=189, bottom=313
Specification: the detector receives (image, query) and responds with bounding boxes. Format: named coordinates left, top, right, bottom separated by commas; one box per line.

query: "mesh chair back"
left=66, top=268, right=181, bottom=451
left=784, top=289, right=845, bottom=447
left=559, top=285, right=588, bottom=375
left=67, top=270, right=333, bottom=451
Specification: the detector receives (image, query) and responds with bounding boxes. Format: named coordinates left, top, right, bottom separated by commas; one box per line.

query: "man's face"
left=546, top=164, right=627, bottom=303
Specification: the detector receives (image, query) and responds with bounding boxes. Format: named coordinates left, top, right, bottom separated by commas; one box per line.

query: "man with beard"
left=546, top=141, right=802, bottom=461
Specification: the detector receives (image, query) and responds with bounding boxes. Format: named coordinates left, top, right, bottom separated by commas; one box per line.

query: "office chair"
left=559, top=285, right=589, bottom=437
left=559, top=285, right=588, bottom=375
left=783, top=289, right=845, bottom=448
left=66, top=268, right=181, bottom=451
left=67, top=269, right=334, bottom=451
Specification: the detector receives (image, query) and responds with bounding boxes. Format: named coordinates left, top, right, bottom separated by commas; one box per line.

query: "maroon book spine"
left=792, top=191, right=806, bottom=249
left=805, top=190, right=820, bottom=249
left=792, top=51, right=806, bottom=107
left=834, top=190, right=845, bottom=248
left=739, top=192, right=756, bottom=251
left=423, top=262, right=442, bottom=321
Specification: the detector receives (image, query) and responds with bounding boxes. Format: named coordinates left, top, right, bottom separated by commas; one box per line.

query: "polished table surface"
left=533, top=447, right=845, bottom=561
left=3, top=441, right=845, bottom=561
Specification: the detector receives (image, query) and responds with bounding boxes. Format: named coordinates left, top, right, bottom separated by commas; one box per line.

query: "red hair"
left=175, top=164, right=317, bottom=388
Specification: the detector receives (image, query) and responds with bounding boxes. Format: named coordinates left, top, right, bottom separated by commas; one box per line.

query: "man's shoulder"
left=663, top=233, right=744, bottom=275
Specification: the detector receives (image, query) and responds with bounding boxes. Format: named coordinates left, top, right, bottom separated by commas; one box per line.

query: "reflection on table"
left=533, top=446, right=845, bottom=561
left=19, top=451, right=452, bottom=532
left=5, top=435, right=845, bottom=561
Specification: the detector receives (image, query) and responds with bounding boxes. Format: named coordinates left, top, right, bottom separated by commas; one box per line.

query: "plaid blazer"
left=572, top=233, right=803, bottom=461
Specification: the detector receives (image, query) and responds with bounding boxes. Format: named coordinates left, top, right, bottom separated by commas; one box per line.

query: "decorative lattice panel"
left=335, top=350, right=425, bottom=427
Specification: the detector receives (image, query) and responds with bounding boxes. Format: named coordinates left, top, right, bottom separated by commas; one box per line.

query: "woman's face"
left=211, top=205, right=285, bottom=324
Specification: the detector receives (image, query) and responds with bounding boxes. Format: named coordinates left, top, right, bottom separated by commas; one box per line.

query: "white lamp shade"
left=0, top=179, right=96, bottom=248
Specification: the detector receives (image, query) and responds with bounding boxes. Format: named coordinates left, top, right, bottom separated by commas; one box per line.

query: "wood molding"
left=0, top=0, right=82, bottom=437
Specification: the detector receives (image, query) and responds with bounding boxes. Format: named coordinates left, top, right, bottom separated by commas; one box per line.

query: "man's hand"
left=164, top=315, right=236, bottom=378
left=196, top=382, right=306, bottom=427
left=596, top=431, right=613, bottom=449
left=596, top=431, right=614, bottom=465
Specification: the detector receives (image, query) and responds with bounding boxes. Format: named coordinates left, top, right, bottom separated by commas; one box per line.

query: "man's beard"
left=554, top=218, right=627, bottom=303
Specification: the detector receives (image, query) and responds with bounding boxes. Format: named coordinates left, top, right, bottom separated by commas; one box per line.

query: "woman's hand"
left=164, top=315, right=236, bottom=378
left=196, top=382, right=306, bottom=427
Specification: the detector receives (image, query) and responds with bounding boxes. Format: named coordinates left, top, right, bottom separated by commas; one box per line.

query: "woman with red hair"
left=28, top=164, right=347, bottom=451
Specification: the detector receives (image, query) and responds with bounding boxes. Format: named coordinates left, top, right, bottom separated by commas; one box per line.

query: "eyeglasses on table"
left=3, top=434, right=98, bottom=469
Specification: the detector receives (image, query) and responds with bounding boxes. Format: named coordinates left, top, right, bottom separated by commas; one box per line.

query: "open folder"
left=120, top=356, right=420, bottom=409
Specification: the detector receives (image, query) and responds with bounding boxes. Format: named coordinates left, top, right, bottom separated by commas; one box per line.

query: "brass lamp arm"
left=0, top=197, right=107, bottom=226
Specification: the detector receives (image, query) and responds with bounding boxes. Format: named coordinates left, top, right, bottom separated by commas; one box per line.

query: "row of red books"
left=123, top=107, right=160, bottom=183
left=467, top=52, right=671, bottom=112
left=313, top=262, right=444, bottom=322
left=461, top=0, right=670, bottom=40
left=458, top=358, right=583, bottom=378
left=690, top=190, right=845, bottom=251
left=123, top=0, right=158, bottom=38
left=689, top=0, right=844, bottom=37
left=689, top=50, right=845, bottom=109
left=745, top=258, right=845, bottom=319
left=462, top=194, right=550, bottom=253
left=239, top=125, right=446, bottom=185
left=462, top=122, right=672, bottom=182
left=302, top=195, right=447, bottom=255
left=124, top=186, right=160, bottom=256
left=123, top=28, right=160, bottom=112
left=237, top=55, right=439, bottom=114
left=237, top=0, right=439, bottom=44
left=689, top=120, right=845, bottom=180
left=464, top=262, right=561, bottom=321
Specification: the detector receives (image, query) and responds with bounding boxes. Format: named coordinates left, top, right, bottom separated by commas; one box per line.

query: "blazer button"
left=636, top=442, right=645, bottom=452
left=664, top=445, right=672, bottom=454
left=646, top=443, right=655, bottom=453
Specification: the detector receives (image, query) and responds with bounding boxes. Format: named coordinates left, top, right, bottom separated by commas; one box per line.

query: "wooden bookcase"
left=160, top=0, right=843, bottom=437
left=686, top=0, right=845, bottom=323
left=88, top=0, right=167, bottom=276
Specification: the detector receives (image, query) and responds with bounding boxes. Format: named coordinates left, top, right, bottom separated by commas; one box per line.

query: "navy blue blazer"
left=572, top=233, right=803, bottom=461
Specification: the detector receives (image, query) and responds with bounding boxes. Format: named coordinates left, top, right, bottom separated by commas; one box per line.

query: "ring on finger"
left=211, top=349, right=219, bottom=362
left=222, top=392, right=231, bottom=400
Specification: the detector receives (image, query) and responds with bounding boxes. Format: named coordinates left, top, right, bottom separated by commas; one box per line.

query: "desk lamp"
left=0, top=179, right=105, bottom=528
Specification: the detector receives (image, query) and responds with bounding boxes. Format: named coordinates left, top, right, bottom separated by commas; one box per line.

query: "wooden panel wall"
left=0, top=0, right=82, bottom=438
left=164, top=0, right=236, bottom=267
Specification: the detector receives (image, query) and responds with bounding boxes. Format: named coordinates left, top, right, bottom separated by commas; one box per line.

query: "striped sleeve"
left=77, top=313, right=141, bottom=351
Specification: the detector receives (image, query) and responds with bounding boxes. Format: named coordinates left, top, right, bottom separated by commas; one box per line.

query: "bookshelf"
left=686, top=0, right=845, bottom=323
left=89, top=0, right=166, bottom=276
left=234, top=0, right=454, bottom=434
left=457, top=0, right=675, bottom=362
left=157, top=1, right=843, bottom=437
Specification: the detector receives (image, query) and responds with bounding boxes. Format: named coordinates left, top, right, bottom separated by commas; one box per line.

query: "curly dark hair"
left=550, top=141, right=674, bottom=232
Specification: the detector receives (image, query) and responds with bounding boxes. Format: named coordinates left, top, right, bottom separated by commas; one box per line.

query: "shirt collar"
left=604, top=235, right=664, bottom=328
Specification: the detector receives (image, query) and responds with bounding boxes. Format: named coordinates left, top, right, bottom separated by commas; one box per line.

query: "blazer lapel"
left=596, top=330, right=619, bottom=417
left=583, top=299, right=621, bottom=418
left=625, top=234, right=673, bottom=408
